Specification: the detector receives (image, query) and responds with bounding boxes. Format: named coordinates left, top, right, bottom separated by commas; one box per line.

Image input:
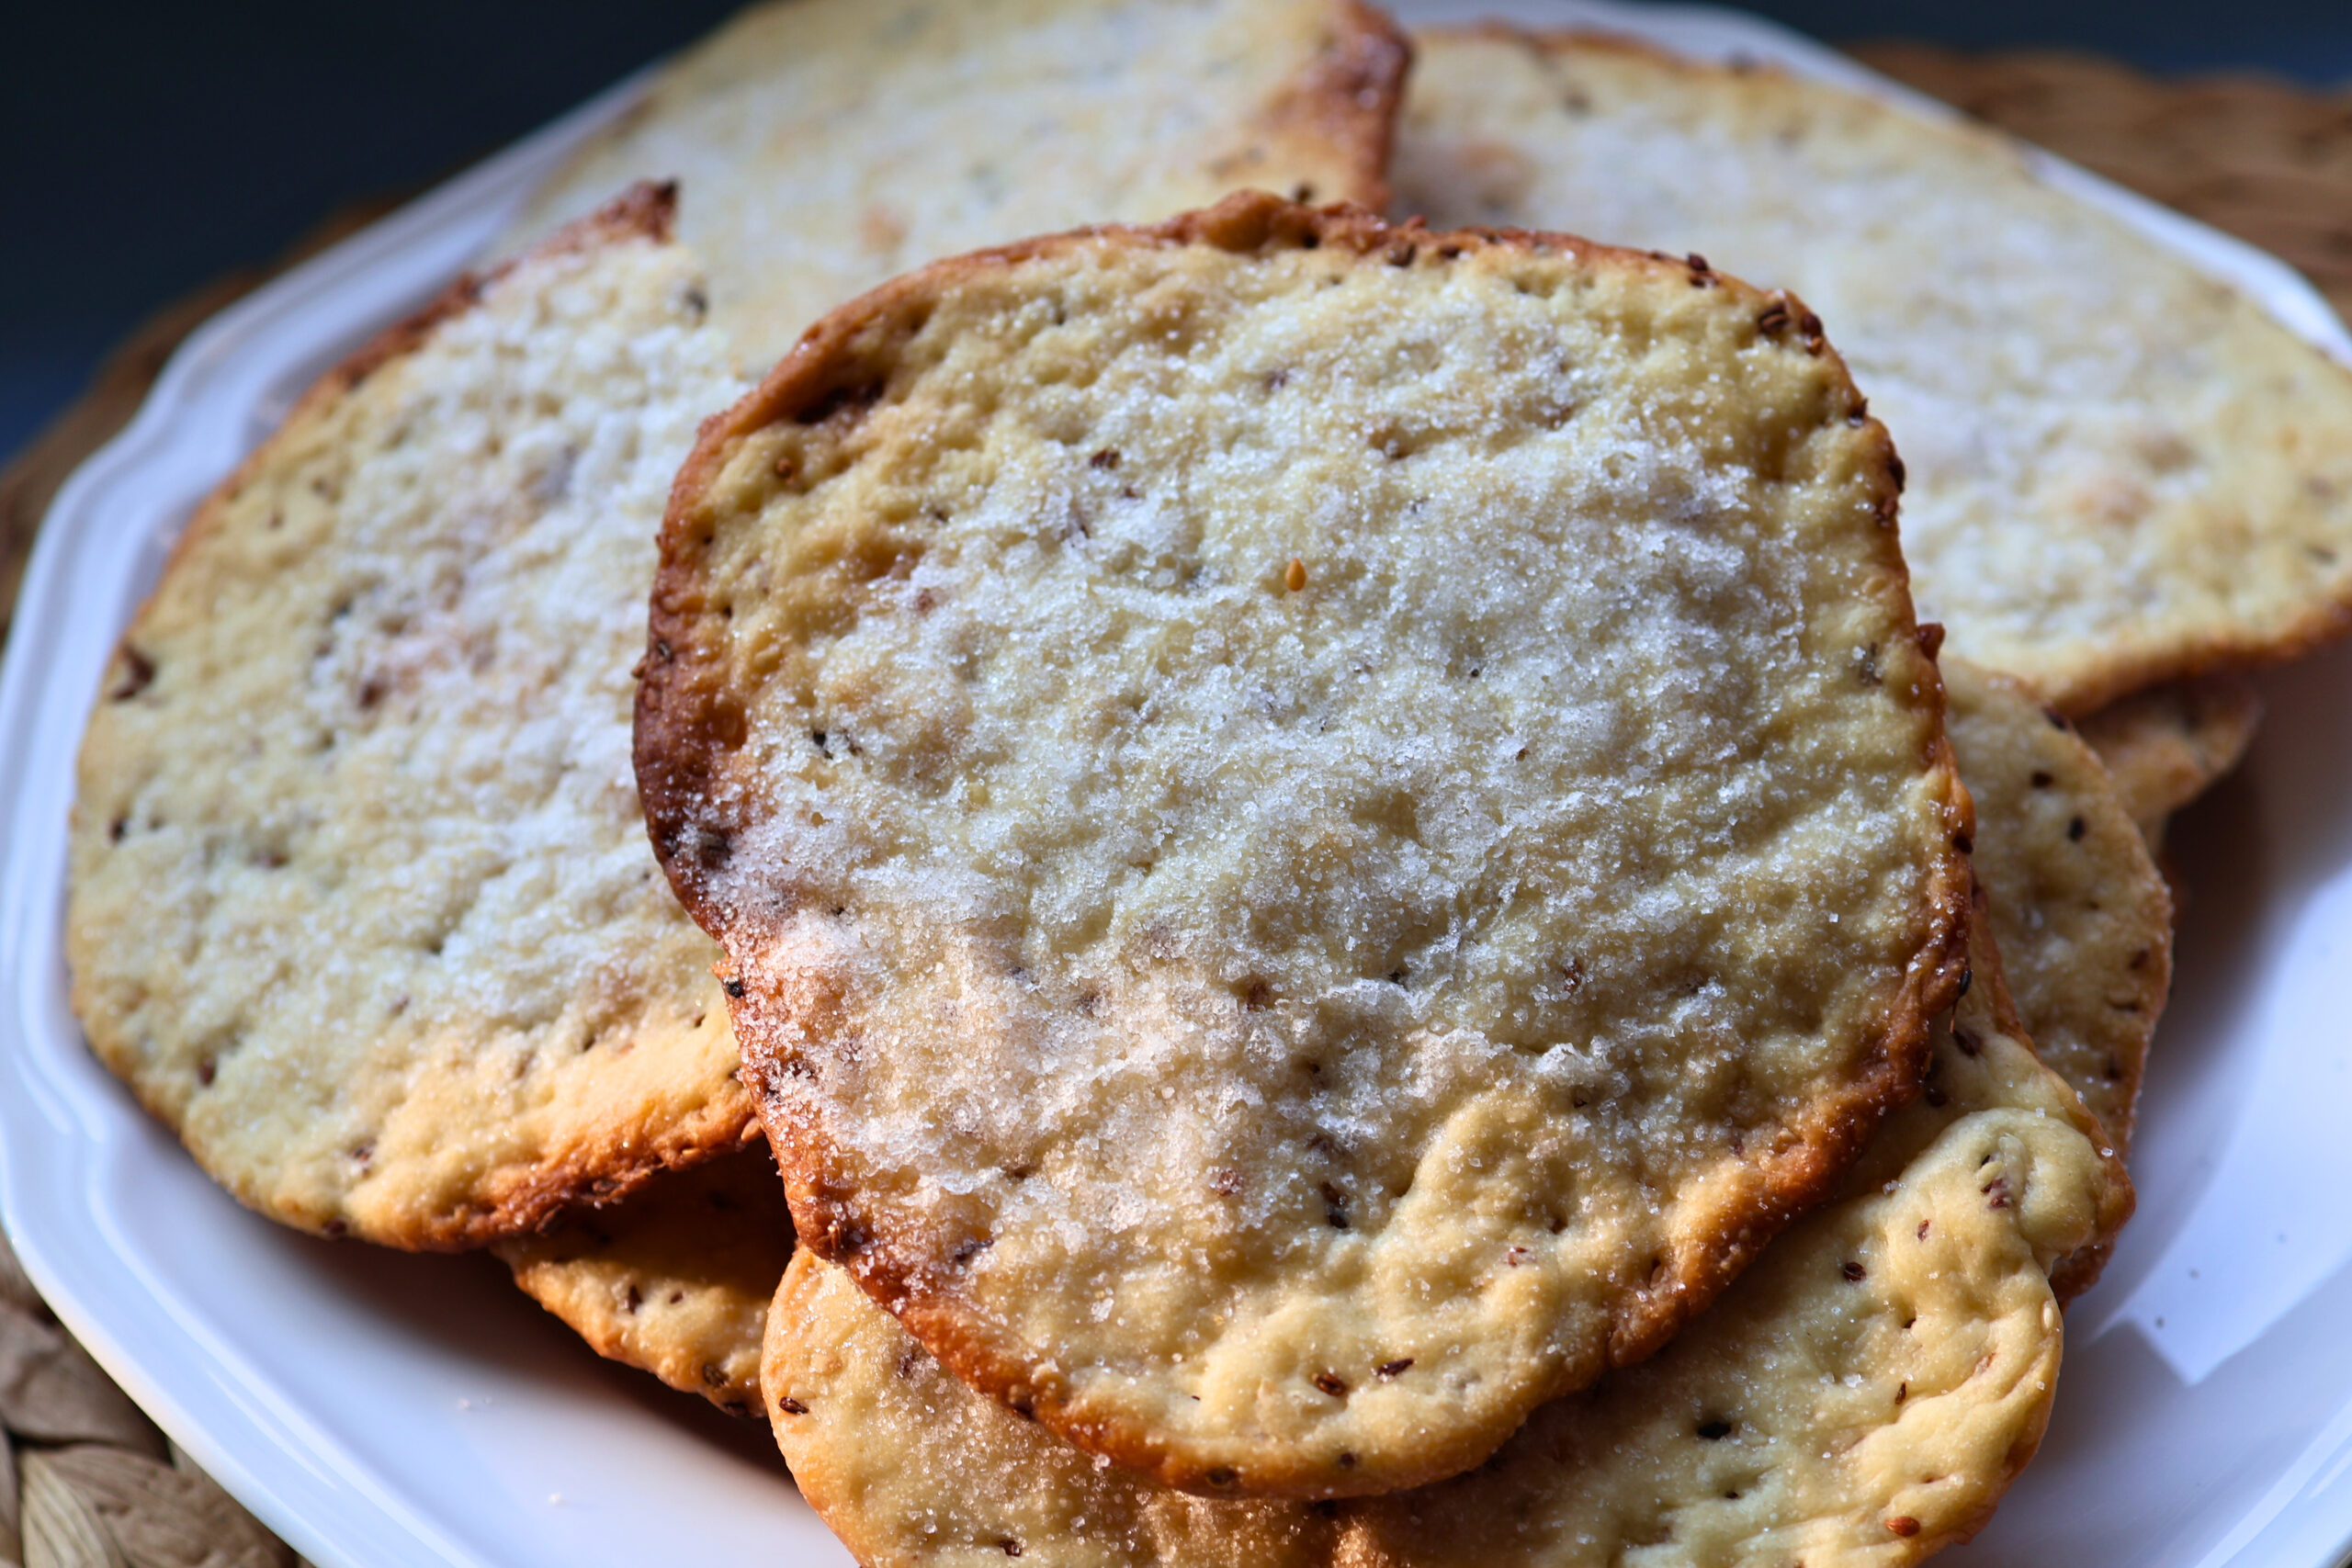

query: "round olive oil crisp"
left=763, top=920, right=2132, bottom=1568
left=639, top=194, right=1971, bottom=1497
left=69, top=187, right=752, bottom=1249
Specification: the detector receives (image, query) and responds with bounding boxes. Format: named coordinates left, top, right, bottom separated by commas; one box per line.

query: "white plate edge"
left=0, top=6, right=2347, bottom=1567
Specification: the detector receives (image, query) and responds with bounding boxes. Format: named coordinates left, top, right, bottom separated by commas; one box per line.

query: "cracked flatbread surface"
left=1945, top=660, right=2172, bottom=1158
left=639, top=193, right=1970, bottom=1496
left=1392, top=27, right=2352, bottom=714
left=764, top=919, right=2131, bottom=1567
left=67, top=186, right=753, bottom=1248
left=495, top=1140, right=792, bottom=1415
left=2076, top=674, right=2264, bottom=852
left=502, top=0, right=1407, bottom=373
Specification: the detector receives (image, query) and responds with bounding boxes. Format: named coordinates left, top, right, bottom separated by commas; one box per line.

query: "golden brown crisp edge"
left=1268, top=0, right=1413, bottom=212
left=635, top=189, right=1974, bottom=1495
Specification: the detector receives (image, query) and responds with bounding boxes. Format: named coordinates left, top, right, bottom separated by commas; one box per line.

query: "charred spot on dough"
left=797, top=378, right=886, bottom=430
left=109, top=646, right=157, bottom=701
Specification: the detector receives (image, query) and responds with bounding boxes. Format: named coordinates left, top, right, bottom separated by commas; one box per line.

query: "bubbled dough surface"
left=765, top=928, right=2132, bottom=1568
left=501, top=0, right=1403, bottom=371
left=1393, top=29, right=2352, bottom=715
left=650, top=206, right=1967, bottom=1495
left=66, top=202, right=752, bottom=1247
left=495, top=1140, right=792, bottom=1414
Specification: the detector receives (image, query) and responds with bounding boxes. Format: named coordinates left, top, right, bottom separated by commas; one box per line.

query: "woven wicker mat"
left=1, top=44, right=2348, bottom=1568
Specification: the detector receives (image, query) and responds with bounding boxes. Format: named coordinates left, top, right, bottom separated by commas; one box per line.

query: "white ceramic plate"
left=3, top=5, right=2349, bottom=1566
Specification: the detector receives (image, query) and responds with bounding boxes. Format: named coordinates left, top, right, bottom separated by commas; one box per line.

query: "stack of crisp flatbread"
left=62, top=3, right=2352, bottom=1563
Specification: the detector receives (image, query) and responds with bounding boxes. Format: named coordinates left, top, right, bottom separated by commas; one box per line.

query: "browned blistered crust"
left=1261, top=0, right=1411, bottom=212
left=638, top=190, right=1974, bottom=1496
left=75, top=182, right=759, bottom=1251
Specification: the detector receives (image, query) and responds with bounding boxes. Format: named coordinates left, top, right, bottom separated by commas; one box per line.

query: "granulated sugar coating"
left=499, top=0, right=1406, bottom=375
left=68, top=187, right=753, bottom=1248
left=763, top=919, right=2131, bottom=1568
left=639, top=193, right=1971, bottom=1497
left=1394, top=29, right=2352, bottom=716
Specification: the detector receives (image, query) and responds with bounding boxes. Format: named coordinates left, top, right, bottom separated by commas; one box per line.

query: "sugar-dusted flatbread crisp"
left=502, top=0, right=1407, bottom=372
left=1945, top=660, right=2172, bottom=1157
left=764, top=916, right=2131, bottom=1567
left=639, top=193, right=1971, bottom=1496
left=67, top=186, right=753, bottom=1248
left=507, top=672, right=2163, bottom=1412
left=1393, top=28, right=2352, bottom=715
left=2075, top=673, right=2264, bottom=852
left=495, top=1140, right=791, bottom=1414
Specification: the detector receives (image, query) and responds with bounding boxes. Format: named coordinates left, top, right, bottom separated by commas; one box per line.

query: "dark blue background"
left=6, top=1, right=2350, bottom=463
